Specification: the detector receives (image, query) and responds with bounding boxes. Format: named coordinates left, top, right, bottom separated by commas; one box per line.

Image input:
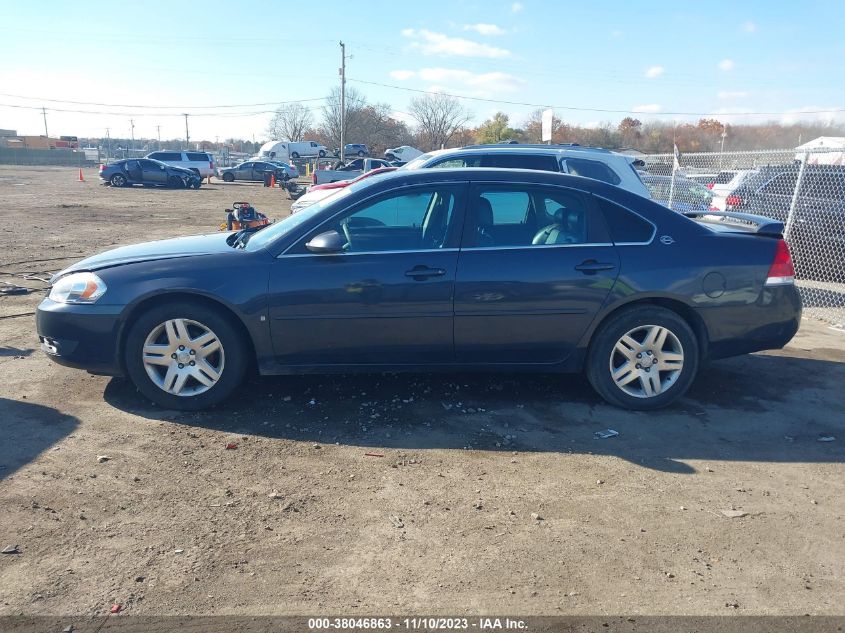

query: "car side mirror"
left=306, top=230, right=347, bottom=254
left=160, top=165, right=165, bottom=170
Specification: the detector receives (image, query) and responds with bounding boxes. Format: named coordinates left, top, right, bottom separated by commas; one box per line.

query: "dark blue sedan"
left=36, top=168, right=801, bottom=411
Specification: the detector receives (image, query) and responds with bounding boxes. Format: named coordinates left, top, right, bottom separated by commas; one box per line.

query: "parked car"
left=38, top=168, right=800, bottom=412
left=312, top=158, right=392, bottom=185
left=99, top=159, right=202, bottom=189
left=726, top=164, right=845, bottom=281
left=706, top=170, right=754, bottom=210
left=218, top=160, right=292, bottom=182
left=641, top=175, right=715, bottom=213
left=145, top=151, right=216, bottom=178
left=291, top=166, right=397, bottom=213
left=384, top=146, right=423, bottom=162
left=403, top=144, right=651, bottom=198
left=334, top=143, right=369, bottom=157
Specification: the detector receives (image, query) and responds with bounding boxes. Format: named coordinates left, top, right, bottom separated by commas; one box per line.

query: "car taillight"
left=725, top=194, right=742, bottom=208
left=99, top=164, right=105, bottom=172
left=708, top=205, right=719, bottom=211
left=706, top=182, right=714, bottom=189
left=765, top=239, right=795, bottom=286
left=311, top=172, right=317, bottom=184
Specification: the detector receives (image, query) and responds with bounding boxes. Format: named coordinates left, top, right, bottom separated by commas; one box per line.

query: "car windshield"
left=243, top=186, right=355, bottom=251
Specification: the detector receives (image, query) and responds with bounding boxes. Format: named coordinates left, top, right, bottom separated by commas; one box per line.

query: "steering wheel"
left=532, top=224, right=579, bottom=245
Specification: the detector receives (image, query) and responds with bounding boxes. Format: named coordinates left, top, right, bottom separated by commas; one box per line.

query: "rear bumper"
left=36, top=298, right=124, bottom=376
left=704, top=284, right=802, bottom=360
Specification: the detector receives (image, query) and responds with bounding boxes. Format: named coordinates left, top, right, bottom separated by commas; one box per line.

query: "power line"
left=0, top=92, right=326, bottom=110
left=348, top=78, right=845, bottom=117
left=0, top=102, right=324, bottom=118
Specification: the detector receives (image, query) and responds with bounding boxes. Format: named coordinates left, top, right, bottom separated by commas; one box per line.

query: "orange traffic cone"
left=77, top=168, right=85, bottom=182
left=269, top=174, right=276, bottom=188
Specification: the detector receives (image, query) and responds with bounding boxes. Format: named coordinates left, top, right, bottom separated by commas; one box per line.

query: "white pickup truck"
left=312, top=158, right=393, bottom=185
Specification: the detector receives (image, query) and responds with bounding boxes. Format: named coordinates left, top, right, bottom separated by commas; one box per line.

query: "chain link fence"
left=641, top=147, right=845, bottom=328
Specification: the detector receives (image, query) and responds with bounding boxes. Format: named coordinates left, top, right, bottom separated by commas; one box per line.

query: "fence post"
left=784, top=152, right=809, bottom=242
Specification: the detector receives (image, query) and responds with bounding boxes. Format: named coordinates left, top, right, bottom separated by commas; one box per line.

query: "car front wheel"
left=124, top=302, right=248, bottom=410
left=222, top=172, right=234, bottom=182
left=586, top=306, right=698, bottom=410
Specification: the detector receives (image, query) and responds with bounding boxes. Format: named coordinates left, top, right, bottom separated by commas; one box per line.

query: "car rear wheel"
left=319, top=150, right=326, bottom=157
left=124, top=302, right=248, bottom=410
left=291, top=152, right=300, bottom=159
left=357, top=151, right=365, bottom=157
left=586, top=306, right=698, bottom=410
left=222, top=172, right=234, bottom=182
left=192, top=181, right=202, bottom=189
left=110, top=173, right=127, bottom=187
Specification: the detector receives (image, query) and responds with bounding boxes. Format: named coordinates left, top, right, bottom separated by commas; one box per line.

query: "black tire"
left=222, top=172, right=234, bottom=182
left=110, top=173, right=127, bottom=187
left=291, top=152, right=300, bottom=159
left=318, top=150, right=326, bottom=158
left=124, top=302, right=248, bottom=410
left=357, top=150, right=365, bottom=157
left=586, top=306, right=699, bottom=410
left=168, top=176, right=184, bottom=189
left=192, top=181, right=202, bottom=189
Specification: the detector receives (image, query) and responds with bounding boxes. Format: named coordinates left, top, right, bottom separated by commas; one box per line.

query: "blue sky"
left=1, top=0, right=843, bottom=141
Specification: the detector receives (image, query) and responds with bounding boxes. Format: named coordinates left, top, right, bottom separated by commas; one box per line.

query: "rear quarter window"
left=186, top=152, right=211, bottom=162
left=563, top=158, right=622, bottom=185
left=595, top=197, right=655, bottom=243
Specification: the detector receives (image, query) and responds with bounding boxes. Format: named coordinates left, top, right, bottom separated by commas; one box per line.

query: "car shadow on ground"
left=102, top=352, right=845, bottom=474
left=0, top=397, right=79, bottom=480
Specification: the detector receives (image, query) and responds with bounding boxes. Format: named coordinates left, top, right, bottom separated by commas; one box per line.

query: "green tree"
left=475, top=112, right=519, bottom=144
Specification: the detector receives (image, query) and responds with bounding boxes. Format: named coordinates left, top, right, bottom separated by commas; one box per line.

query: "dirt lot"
left=0, top=166, right=843, bottom=617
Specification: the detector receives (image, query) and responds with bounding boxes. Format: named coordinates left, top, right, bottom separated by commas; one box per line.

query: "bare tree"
left=319, top=86, right=368, bottom=149
left=408, top=93, right=472, bottom=150
left=266, top=103, right=313, bottom=141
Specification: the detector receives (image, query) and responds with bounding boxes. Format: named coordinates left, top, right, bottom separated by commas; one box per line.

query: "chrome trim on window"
left=280, top=248, right=461, bottom=258
left=461, top=242, right=614, bottom=252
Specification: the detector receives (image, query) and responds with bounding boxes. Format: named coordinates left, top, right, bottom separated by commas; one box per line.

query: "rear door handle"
left=405, top=266, right=446, bottom=279
left=575, top=261, right=616, bottom=274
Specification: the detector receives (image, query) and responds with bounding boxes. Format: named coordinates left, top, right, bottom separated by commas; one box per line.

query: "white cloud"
left=511, top=2, right=524, bottom=12
left=645, top=65, right=665, bottom=78
left=718, top=59, right=735, bottom=71
left=780, top=106, right=845, bottom=125
left=718, top=90, right=749, bottom=100
left=389, top=69, right=416, bottom=80
left=633, top=104, right=662, bottom=113
left=742, top=21, right=757, bottom=33
left=416, top=67, right=525, bottom=93
left=402, top=28, right=511, bottom=58
left=463, top=23, right=506, bottom=36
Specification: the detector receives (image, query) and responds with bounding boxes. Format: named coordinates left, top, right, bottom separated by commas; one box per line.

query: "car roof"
left=367, top=166, right=617, bottom=192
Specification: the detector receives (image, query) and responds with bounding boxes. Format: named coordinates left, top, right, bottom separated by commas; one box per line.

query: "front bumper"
left=36, top=298, right=124, bottom=375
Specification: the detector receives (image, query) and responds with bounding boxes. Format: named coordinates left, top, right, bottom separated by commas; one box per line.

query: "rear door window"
left=186, top=152, right=210, bottom=162
left=430, top=156, right=483, bottom=168
left=563, top=158, right=622, bottom=185
left=483, top=154, right=560, bottom=171
left=152, top=152, right=182, bottom=162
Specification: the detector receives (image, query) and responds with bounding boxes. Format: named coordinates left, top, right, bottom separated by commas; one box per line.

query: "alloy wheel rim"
left=609, top=324, right=684, bottom=398
left=142, top=318, right=225, bottom=397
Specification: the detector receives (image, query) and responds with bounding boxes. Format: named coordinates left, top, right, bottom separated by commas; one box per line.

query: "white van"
left=257, top=140, right=327, bottom=161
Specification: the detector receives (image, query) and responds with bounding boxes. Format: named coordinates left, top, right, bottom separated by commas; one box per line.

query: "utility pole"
left=183, top=113, right=190, bottom=149
left=157, top=125, right=161, bottom=150
left=105, top=128, right=110, bottom=163
left=130, top=119, right=135, bottom=157
left=339, top=41, right=346, bottom=163
left=42, top=106, right=49, bottom=138
left=719, top=129, right=727, bottom=169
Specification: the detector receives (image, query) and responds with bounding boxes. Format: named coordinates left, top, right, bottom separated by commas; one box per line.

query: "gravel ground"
left=0, top=166, right=843, bottom=617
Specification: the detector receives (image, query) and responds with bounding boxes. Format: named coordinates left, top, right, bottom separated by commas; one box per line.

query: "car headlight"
left=48, top=272, right=107, bottom=304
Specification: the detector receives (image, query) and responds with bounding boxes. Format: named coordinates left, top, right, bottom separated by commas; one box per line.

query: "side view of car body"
left=99, top=159, right=202, bottom=189
left=38, top=168, right=801, bottom=412
left=335, top=143, right=369, bottom=157
left=385, top=146, right=423, bottom=162
left=218, top=161, right=293, bottom=182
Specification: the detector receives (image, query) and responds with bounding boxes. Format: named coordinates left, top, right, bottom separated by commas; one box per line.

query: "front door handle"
left=405, top=265, right=446, bottom=280
left=575, top=260, right=616, bottom=274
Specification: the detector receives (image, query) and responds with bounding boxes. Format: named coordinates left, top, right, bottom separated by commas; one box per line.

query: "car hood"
left=171, top=166, right=196, bottom=175
left=54, top=233, right=235, bottom=279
